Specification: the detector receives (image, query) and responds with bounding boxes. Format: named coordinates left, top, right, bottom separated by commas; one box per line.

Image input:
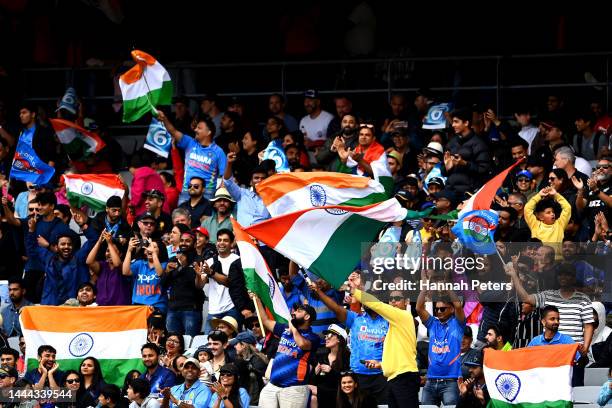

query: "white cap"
left=324, top=324, right=348, bottom=341
left=424, top=141, right=444, bottom=156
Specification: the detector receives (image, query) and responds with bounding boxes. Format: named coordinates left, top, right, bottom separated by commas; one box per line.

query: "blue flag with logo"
left=10, top=139, right=55, bottom=185
left=451, top=209, right=498, bottom=254
left=423, top=103, right=454, bottom=130
left=263, top=139, right=290, bottom=173
left=143, top=118, right=172, bottom=158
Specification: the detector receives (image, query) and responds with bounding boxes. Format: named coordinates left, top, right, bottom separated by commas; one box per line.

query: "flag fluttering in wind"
left=119, top=50, right=173, bottom=123
left=21, top=306, right=150, bottom=386
left=50, top=119, right=106, bottom=160
left=256, top=172, right=388, bottom=217
left=245, top=198, right=431, bottom=288
left=232, top=219, right=290, bottom=323
left=10, top=140, right=55, bottom=185
left=484, top=344, right=577, bottom=408
left=458, top=158, right=525, bottom=218
left=64, top=174, right=125, bottom=212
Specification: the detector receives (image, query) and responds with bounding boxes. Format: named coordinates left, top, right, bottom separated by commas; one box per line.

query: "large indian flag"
left=21, top=306, right=150, bottom=385
left=245, top=198, right=431, bottom=288
left=64, top=174, right=125, bottom=212
left=232, top=219, right=290, bottom=323
left=484, top=344, right=578, bottom=408
left=50, top=119, right=106, bottom=160
left=256, top=172, right=389, bottom=217
left=119, top=50, right=173, bottom=123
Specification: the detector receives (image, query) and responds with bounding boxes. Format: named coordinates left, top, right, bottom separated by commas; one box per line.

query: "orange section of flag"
left=119, top=50, right=156, bottom=85
left=484, top=344, right=578, bottom=371
left=21, top=306, right=151, bottom=332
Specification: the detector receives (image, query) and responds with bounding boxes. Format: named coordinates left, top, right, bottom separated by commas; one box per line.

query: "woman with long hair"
left=80, top=356, right=106, bottom=399
left=161, top=332, right=185, bottom=368
left=233, top=335, right=268, bottom=405
left=121, top=370, right=141, bottom=400
left=336, top=371, right=377, bottom=408
left=62, top=369, right=97, bottom=408
left=310, top=325, right=351, bottom=408
left=210, top=363, right=250, bottom=408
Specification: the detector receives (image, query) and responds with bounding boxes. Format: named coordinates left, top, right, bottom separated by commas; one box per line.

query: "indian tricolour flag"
left=50, top=119, right=106, bottom=160
left=484, top=344, right=578, bottom=408
left=119, top=50, right=173, bottom=123
left=21, top=306, right=149, bottom=385
left=245, top=198, right=431, bottom=288
left=232, top=219, right=290, bottom=323
left=64, top=174, right=125, bottom=212
left=256, top=172, right=389, bottom=217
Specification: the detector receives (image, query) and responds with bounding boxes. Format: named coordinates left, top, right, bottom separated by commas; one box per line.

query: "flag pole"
left=252, top=298, right=267, bottom=337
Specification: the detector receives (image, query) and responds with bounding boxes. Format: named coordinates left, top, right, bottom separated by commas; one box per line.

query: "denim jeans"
left=421, top=378, right=459, bottom=406
left=166, top=310, right=203, bottom=337
left=203, top=308, right=242, bottom=335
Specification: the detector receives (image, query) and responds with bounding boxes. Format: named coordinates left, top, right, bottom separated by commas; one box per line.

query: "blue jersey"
left=130, top=259, right=168, bottom=312
left=270, top=323, right=320, bottom=387
left=177, top=135, right=226, bottom=199
left=345, top=310, right=388, bottom=375
left=424, top=315, right=465, bottom=379
left=169, top=380, right=211, bottom=408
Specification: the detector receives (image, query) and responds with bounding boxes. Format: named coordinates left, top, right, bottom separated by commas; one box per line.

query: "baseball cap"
left=194, top=226, right=210, bottom=238
left=219, top=363, right=239, bottom=377
left=229, top=331, right=257, bottom=346
left=294, top=303, right=317, bottom=322
left=182, top=357, right=201, bottom=369
left=323, top=324, right=348, bottom=341
left=395, top=190, right=416, bottom=203
left=143, top=189, right=165, bottom=201
left=0, top=367, right=18, bottom=379
left=428, top=176, right=445, bottom=187
left=433, top=189, right=456, bottom=203
left=137, top=212, right=156, bottom=222
left=106, top=195, right=122, bottom=209
left=464, top=350, right=483, bottom=367
left=304, top=89, right=319, bottom=99
left=424, top=142, right=444, bottom=156
left=516, top=170, right=533, bottom=180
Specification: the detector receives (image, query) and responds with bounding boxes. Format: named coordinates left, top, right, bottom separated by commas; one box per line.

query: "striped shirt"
left=513, top=310, right=542, bottom=349
left=534, top=290, right=594, bottom=343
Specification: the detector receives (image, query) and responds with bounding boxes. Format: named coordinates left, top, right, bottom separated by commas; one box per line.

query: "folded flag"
left=64, top=174, right=125, bottom=212
left=232, top=219, right=290, bottom=323
left=262, top=139, right=290, bottom=173
left=256, top=172, right=388, bottom=217
left=245, top=198, right=431, bottom=288
left=21, top=306, right=150, bottom=385
left=484, top=344, right=578, bottom=408
left=144, top=117, right=172, bottom=158
left=119, top=50, right=173, bottom=123
left=10, top=139, right=55, bottom=185
left=50, top=118, right=106, bottom=160
left=451, top=209, right=498, bottom=254
left=459, top=158, right=525, bottom=218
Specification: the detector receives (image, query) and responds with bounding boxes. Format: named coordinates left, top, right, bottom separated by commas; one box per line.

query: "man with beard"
left=299, top=89, right=334, bottom=151
left=24, top=345, right=65, bottom=390
left=326, top=95, right=353, bottom=138
left=576, top=156, right=612, bottom=234
left=1, top=279, right=31, bottom=337
left=484, top=324, right=512, bottom=351
left=457, top=350, right=489, bottom=408
left=178, top=176, right=212, bottom=228
left=308, top=272, right=390, bottom=404
left=254, top=293, right=320, bottom=408
left=160, top=357, right=212, bottom=408
left=142, top=190, right=173, bottom=237
left=200, top=188, right=234, bottom=244
left=25, top=218, right=92, bottom=306
left=139, top=343, right=176, bottom=394
left=528, top=305, right=578, bottom=347
left=76, top=196, right=131, bottom=246
left=162, top=230, right=204, bottom=336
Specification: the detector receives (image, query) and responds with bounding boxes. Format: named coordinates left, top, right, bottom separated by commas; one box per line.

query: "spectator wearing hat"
left=300, top=89, right=334, bottom=151
left=157, top=110, right=227, bottom=202
left=310, top=324, right=350, bottom=408
left=268, top=93, right=298, bottom=133
left=432, top=190, right=456, bottom=215
left=0, top=365, right=18, bottom=389
left=177, top=176, right=212, bottom=228
left=208, top=363, right=251, bottom=408
left=445, top=107, right=491, bottom=194
left=223, top=151, right=270, bottom=228
left=195, top=346, right=214, bottom=383
left=200, top=94, right=224, bottom=138
left=426, top=176, right=445, bottom=196
left=211, top=316, right=239, bottom=340
left=513, top=169, right=536, bottom=199
left=194, top=226, right=217, bottom=262
left=231, top=332, right=269, bottom=405
left=160, top=357, right=212, bottom=408
left=254, top=292, right=321, bottom=408
left=387, top=150, right=404, bottom=188
left=389, top=127, right=418, bottom=175
left=141, top=189, right=173, bottom=237
left=216, top=111, right=242, bottom=154
left=457, top=350, right=489, bottom=408
left=458, top=326, right=478, bottom=380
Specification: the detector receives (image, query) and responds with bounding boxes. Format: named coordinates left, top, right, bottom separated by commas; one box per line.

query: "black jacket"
left=445, top=132, right=491, bottom=194
left=211, top=256, right=254, bottom=314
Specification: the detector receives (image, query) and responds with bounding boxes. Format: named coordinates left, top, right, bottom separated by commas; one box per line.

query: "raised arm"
left=122, top=237, right=139, bottom=276
left=1, top=197, right=21, bottom=227
left=156, top=110, right=183, bottom=143
left=85, top=231, right=105, bottom=275
left=250, top=293, right=276, bottom=333
left=416, top=290, right=431, bottom=323
left=307, top=280, right=347, bottom=323
left=149, top=242, right=164, bottom=276
left=504, top=262, right=536, bottom=305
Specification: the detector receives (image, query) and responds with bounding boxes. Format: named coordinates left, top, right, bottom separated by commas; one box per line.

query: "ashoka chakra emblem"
left=495, top=373, right=521, bottom=402
left=69, top=333, right=94, bottom=357
left=81, top=182, right=94, bottom=195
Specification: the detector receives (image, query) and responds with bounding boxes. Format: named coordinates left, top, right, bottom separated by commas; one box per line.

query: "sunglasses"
left=596, top=164, right=611, bottom=169
left=517, top=178, right=530, bottom=182
left=141, top=221, right=155, bottom=226
left=250, top=322, right=260, bottom=328
left=219, top=372, right=234, bottom=377
left=389, top=296, right=404, bottom=302
left=209, top=330, right=224, bottom=336
left=188, top=184, right=202, bottom=189
left=548, top=176, right=557, bottom=181
left=18, top=342, right=25, bottom=346
left=340, top=371, right=354, bottom=376
left=28, top=207, right=39, bottom=212
left=435, top=307, right=449, bottom=313
left=66, top=379, right=80, bottom=384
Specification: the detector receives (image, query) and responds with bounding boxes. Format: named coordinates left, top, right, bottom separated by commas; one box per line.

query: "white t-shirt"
left=205, top=253, right=239, bottom=314
left=300, top=110, right=334, bottom=143
left=518, top=125, right=538, bottom=154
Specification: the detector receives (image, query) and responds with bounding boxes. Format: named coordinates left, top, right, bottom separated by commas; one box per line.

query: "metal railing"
left=21, top=51, right=612, bottom=131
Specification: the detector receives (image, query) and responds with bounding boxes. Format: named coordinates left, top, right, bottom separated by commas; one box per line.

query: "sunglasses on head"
left=340, top=370, right=354, bottom=376
left=209, top=330, right=224, bottom=336
left=66, top=378, right=80, bottom=384
left=359, top=124, right=375, bottom=129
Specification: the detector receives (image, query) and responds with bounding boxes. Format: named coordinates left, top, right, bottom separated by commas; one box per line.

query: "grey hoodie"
left=588, top=302, right=612, bottom=365
left=129, top=395, right=161, bottom=408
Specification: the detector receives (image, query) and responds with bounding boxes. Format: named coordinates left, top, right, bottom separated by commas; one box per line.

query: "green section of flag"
left=27, top=358, right=145, bottom=386
left=122, top=81, right=173, bottom=123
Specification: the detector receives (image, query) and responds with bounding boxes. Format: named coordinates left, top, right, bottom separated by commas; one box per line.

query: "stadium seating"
left=572, top=386, right=601, bottom=404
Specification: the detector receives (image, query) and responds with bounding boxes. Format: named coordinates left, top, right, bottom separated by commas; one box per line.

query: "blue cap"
left=229, top=331, right=257, bottom=346
left=516, top=170, right=533, bottom=180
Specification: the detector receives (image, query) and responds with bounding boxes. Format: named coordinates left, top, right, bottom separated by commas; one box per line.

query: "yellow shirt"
left=354, top=289, right=417, bottom=380
left=524, top=193, right=571, bottom=250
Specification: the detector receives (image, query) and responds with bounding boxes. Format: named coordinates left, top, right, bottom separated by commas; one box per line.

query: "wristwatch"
left=221, top=396, right=228, bottom=401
